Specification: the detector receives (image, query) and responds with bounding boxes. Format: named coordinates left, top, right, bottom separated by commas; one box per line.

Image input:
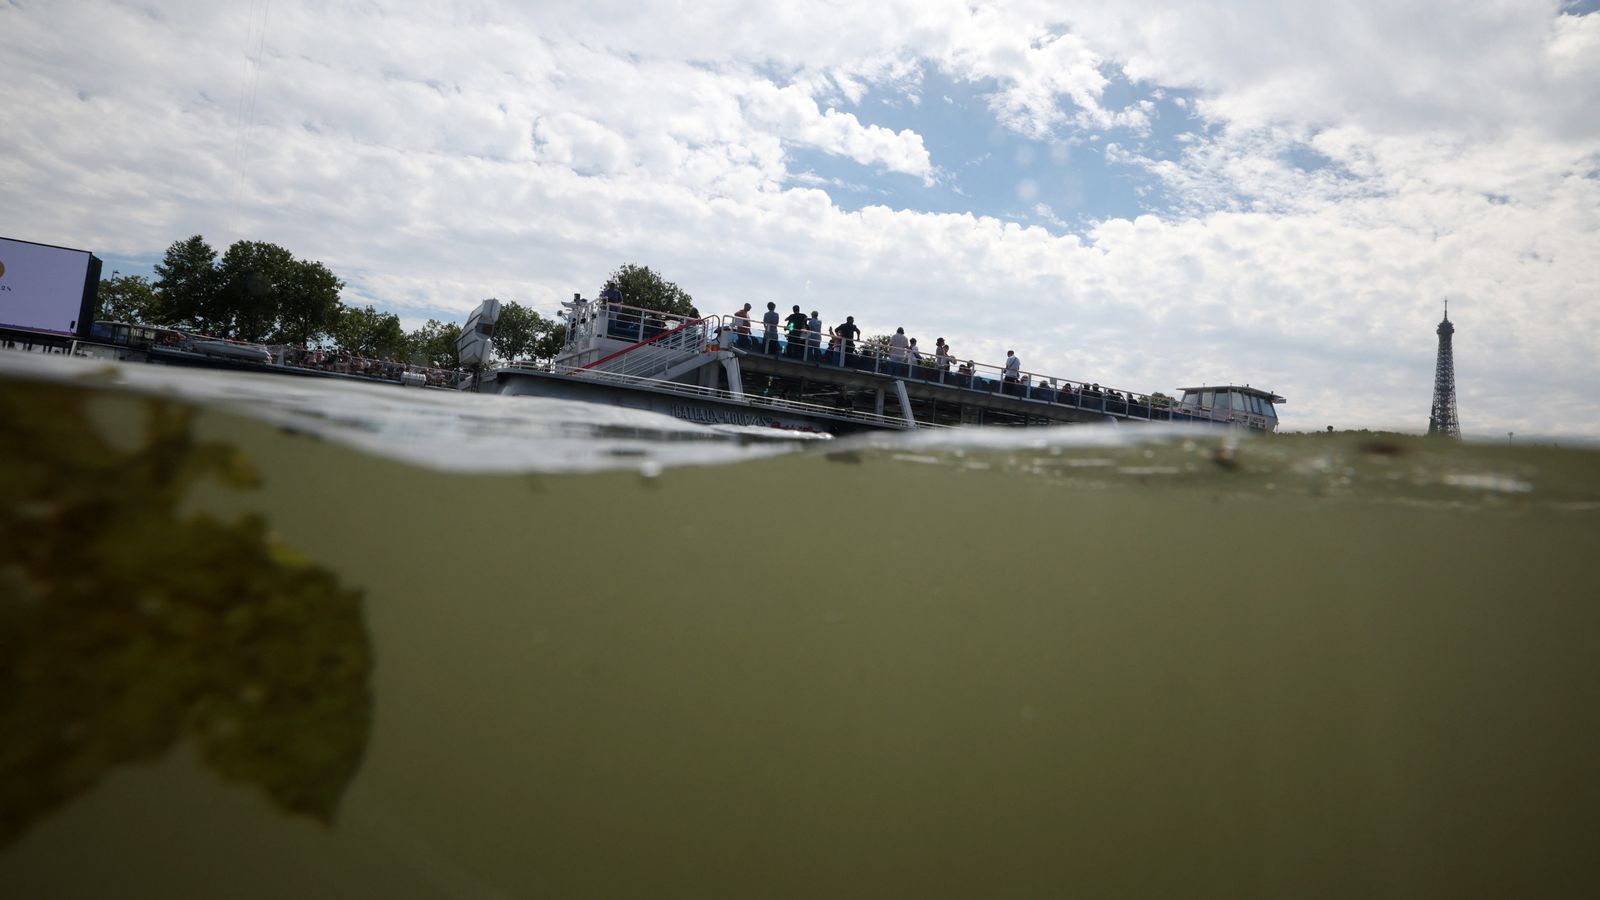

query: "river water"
left=3, top=351, right=1599, bottom=898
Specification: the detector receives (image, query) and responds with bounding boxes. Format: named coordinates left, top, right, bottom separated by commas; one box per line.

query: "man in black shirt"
left=784, top=305, right=809, bottom=358
left=834, top=315, right=860, bottom=355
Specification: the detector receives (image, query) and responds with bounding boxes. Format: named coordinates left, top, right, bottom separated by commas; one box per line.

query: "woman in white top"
left=888, top=327, right=909, bottom=362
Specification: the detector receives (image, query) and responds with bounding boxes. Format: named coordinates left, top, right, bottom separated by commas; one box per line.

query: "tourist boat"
left=487, top=299, right=1285, bottom=435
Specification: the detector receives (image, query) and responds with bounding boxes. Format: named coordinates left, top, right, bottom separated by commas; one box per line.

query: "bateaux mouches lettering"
left=669, top=403, right=775, bottom=428
left=666, top=402, right=821, bottom=433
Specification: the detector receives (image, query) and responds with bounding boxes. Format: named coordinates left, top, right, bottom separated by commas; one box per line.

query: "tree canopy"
left=406, top=319, right=462, bottom=369
left=96, top=273, right=160, bottom=324
left=94, top=235, right=608, bottom=371
left=490, top=301, right=567, bottom=363
left=148, top=235, right=344, bottom=346
left=330, top=305, right=407, bottom=359
left=151, top=235, right=220, bottom=331
left=601, top=264, right=697, bottom=318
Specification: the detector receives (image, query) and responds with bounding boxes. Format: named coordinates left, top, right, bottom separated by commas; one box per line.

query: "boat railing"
left=708, top=314, right=1272, bottom=429
left=566, top=309, right=718, bottom=378
left=562, top=305, right=1271, bottom=430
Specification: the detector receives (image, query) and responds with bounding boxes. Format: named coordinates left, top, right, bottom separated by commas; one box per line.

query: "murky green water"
left=3, top=355, right=1599, bottom=897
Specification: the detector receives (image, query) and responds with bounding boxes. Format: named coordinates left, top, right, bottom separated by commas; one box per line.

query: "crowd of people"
left=722, top=301, right=1157, bottom=407
left=278, top=346, right=461, bottom=387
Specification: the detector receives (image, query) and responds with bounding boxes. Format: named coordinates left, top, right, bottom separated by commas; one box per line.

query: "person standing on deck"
left=762, top=302, right=780, bottom=354
left=889, top=327, right=909, bottom=361
left=784, top=305, right=809, bottom=358
left=733, top=303, right=752, bottom=348
left=1004, top=350, right=1021, bottom=384
left=806, top=310, right=823, bottom=360
left=935, top=338, right=951, bottom=372
left=888, top=327, right=910, bottom=377
left=834, top=316, right=860, bottom=356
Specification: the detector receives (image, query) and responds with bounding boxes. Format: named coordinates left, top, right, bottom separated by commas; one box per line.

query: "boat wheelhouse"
left=1175, top=385, right=1284, bottom=433
left=488, top=299, right=1286, bottom=435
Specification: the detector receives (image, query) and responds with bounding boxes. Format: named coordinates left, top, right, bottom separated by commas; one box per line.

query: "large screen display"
left=0, top=236, right=101, bottom=338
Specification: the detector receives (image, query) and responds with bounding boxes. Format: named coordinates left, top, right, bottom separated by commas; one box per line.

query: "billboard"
left=0, top=236, right=102, bottom=338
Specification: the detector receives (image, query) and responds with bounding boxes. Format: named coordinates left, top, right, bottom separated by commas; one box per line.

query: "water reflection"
left=0, top=381, right=372, bottom=848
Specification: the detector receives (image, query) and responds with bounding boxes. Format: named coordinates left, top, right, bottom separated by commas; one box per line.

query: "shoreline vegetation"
left=97, top=237, right=697, bottom=374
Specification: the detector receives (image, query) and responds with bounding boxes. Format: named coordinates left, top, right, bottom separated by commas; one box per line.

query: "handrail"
left=575, top=313, right=715, bottom=373
left=559, top=303, right=1273, bottom=431
left=709, top=312, right=1272, bottom=430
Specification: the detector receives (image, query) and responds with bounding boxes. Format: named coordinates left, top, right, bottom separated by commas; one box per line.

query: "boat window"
left=1248, top=395, right=1264, bottom=415
left=1201, top=390, right=1215, bottom=408
left=1264, top=402, right=1277, bottom=419
left=1215, top=392, right=1231, bottom=410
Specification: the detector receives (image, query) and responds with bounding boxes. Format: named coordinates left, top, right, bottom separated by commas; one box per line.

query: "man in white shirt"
left=888, top=327, right=910, bottom=376
left=889, top=327, right=909, bottom=361
left=1003, top=350, right=1021, bottom=384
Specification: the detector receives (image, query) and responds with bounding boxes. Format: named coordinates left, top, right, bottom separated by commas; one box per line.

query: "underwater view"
left=3, top=351, right=1599, bottom=898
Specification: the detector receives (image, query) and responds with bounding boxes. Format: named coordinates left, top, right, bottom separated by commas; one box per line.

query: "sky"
left=3, top=0, right=1597, bottom=437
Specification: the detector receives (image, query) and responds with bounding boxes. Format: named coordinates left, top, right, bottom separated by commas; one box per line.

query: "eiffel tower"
left=1427, top=301, right=1460, bottom=439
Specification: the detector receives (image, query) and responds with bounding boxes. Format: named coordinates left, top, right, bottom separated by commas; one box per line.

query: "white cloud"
left=740, top=81, right=935, bottom=183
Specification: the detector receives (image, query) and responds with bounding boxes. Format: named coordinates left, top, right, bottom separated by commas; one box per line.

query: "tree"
left=97, top=273, right=160, bottom=324
left=216, top=241, right=298, bottom=342
left=489, top=300, right=535, bottom=361
left=151, top=235, right=347, bottom=344
left=532, top=322, right=568, bottom=362
left=152, top=235, right=220, bottom=330
left=490, top=301, right=565, bottom=362
left=273, top=259, right=344, bottom=348
left=405, top=319, right=462, bottom=369
left=601, top=264, right=697, bottom=317
left=331, top=305, right=406, bottom=359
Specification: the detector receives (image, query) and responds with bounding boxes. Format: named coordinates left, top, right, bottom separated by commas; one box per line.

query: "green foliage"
left=273, top=258, right=344, bottom=348
left=1149, top=391, right=1174, bottom=409
left=489, top=301, right=536, bottom=361
left=532, top=322, right=568, bottom=361
left=602, top=264, right=697, bottom=317
left=490, top=301, right=566, bottom=362
left=405, top=319, right=462, bottom=369
left=96, top=273, right=160, bottom=324
left=152, top=234, right=221, bottom=330
left=217, top=241, right=297, bottom=342
left=148, top=235, right=345, bottom=345
left=331, top=305, right=406, bottom=359
left=0, top=383, right=372, bottom=847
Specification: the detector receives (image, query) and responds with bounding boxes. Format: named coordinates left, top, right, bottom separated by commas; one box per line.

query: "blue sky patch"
left=784, top=66, right=1210, bottom=234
